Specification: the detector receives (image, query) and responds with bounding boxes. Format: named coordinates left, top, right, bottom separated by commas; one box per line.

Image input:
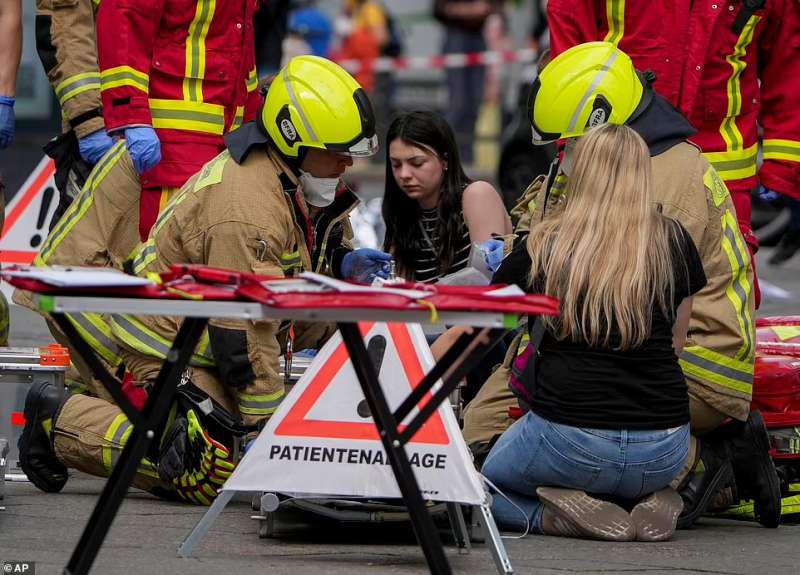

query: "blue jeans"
left=481, top=411, right=690, bottom=532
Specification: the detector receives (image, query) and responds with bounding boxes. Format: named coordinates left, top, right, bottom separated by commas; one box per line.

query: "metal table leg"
left=51, top=314, right=209, bottom=575
left=337, top=323, right=505, bottom=575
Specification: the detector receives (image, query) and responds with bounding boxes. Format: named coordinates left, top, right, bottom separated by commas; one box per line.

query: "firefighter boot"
left=18, top=380, right=69, bottom=492
left=721, top=411, right=782, bottom=528
left=677, top=437, right=733, bottom=529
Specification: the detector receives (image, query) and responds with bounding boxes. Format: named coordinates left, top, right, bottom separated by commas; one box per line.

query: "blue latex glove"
left=78, top=129, right=115, bottom=165
left=124, top=126, right=162, bottom=174
left=341, top=248, right=392, bottom=283
left=0, top=96, right=15, bottom=150
left=758, top=185, right=781, bottom=203
left=481, top=239, right=505, bottom=274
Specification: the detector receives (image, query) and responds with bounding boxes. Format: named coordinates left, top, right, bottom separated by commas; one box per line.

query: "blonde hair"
left=527, top=123, right=679, bottom=350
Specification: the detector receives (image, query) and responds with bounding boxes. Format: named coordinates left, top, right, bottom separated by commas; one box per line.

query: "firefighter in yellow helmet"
left=463, top=42, right=781, bottom=528
left=19, top=56, right=390, bottom=505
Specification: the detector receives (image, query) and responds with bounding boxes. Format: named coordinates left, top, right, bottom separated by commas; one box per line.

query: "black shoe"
left=18, top=381, right=69, bottom=493
left=768, top=229, right=800, bottom=266
left=677, top=438, right=734, bottom=529
left=724, top=411, right=782, bottom=528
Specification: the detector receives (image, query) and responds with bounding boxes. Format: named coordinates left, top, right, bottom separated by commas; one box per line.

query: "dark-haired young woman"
left=382, top=110, right=512, bottom=284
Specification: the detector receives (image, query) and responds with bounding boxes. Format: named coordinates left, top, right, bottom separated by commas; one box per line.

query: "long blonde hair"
left=527, top=123, right=678, bottom=350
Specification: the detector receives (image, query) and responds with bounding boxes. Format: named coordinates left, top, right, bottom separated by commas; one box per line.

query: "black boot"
left=768, top=229, right=800, bottom=266
left=18, top=381, right=69, bottom=493
left=677, top=437, right=734, bottom=529
left=719, top=411, right=782, bottom=528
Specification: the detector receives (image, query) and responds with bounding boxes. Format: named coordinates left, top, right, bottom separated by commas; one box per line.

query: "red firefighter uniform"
left=547, top=0, right=800, bottom=262
left=96, top=0, right=263, bottom=238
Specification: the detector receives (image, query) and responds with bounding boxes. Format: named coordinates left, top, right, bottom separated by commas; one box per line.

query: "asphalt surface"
left=2, top=141, right=800, bottom=574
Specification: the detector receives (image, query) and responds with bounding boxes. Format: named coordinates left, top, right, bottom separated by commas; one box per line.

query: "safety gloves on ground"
left=78, top=129, right=115, bottom=165
left=158, top=408, right=235, bottom=506
left=480, top=239, right=505, bottom=274
left=0, top=96, right=15, bottom=149
left=124, top=126, right=162, bottom=174
left=341, top=248, right=392, bottom=283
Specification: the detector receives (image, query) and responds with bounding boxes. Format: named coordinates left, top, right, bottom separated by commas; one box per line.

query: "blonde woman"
left=482, top=124, right=705, bottom=542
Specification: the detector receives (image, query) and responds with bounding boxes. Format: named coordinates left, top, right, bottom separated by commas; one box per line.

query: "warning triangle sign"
left=1, top=156, right=58, bottom=303
left=224, top=322, right=486, bottom=505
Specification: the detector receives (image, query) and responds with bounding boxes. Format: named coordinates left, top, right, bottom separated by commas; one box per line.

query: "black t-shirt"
left=493, top=220, right=707, bottom=430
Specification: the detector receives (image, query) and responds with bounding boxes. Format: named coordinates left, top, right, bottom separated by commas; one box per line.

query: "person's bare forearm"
left=0, top=0, right=22, bottom=96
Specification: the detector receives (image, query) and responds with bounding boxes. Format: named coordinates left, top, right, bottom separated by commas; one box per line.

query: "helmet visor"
left=327, top=133, right=379, bottom=157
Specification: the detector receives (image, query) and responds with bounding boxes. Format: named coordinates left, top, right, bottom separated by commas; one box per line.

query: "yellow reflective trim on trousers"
left=103, top=414, right=130, bottom=473
left=110, top=314, right=214, bottom=367
left=680, top=345, right=753, bottom=395
left=239, top=389, right=285, bottom=415
left=762, top=139, right=800, bottom=163
left=37, top=141, right=127, bottom=265
left=150, top=99, right=225, bottom=135
left=183, top=0, right=216, bottom=101
left=100, top=66, right=149, bottom=93
left=602, top=0, right=625, bottom=46
left=66, top=312, right=123, bottom=366
left=55, top=72, right=101, bottom=107
left=702, top=143, right=758, bottom=181
left=719, top=15, right=759, bottom=154
left=247, top=68, right=258, bottom=92
left=720, top=210, right=755, bottom=360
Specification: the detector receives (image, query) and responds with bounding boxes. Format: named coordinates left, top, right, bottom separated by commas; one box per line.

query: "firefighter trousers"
left=53, top=365, right=236, bottom=495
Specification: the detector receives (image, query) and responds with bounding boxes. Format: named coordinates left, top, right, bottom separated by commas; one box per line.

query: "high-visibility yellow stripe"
left=183, top=0, right=217, bottom=102
left=702, top=143, right=758, bottom=181
left=763, top=139, right=800, bottom=163
left=239, top=390, right=285, bottom=416
left=602, top=0, right=625, bottom=46
left=100, top=66, right=149, bottom=93
left=149, top=98, right=226, bottom=135
left=158, top=187, right=178, bottom=214
left=680, top=344, right=753, bottom=395
left=66, top=312, right=122, bottom=366
left=110, top=314, right=214, bottom=367
left=247, top=68, right=258, bottom=92
left=36, top=141, right=127, bottom=265
left=55, top=72, right=102, bottom=106
left=719, top=15, right=759, bottom=154
left=132, top=240, right=157, bottom=275
left=720, top=210, right=755, bottom=360
left=231, top=106, right=245, bottom=131
left=103, top=414, right=129, bottom=473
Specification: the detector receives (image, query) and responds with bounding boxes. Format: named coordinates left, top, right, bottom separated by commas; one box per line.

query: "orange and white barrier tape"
left=336, top=48, right=538, bottom=74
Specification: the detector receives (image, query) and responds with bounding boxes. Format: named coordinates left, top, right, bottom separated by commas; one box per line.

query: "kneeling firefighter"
left=19, top=56, right=391, bottom=504
left=462, top=42, right=782, bottom=528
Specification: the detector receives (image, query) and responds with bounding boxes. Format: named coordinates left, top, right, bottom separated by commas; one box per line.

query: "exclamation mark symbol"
left=356, top=335, right=387, bottom=419
left=30, top=186, right=55, bottom=248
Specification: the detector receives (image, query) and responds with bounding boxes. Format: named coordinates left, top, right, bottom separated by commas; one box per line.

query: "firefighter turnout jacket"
left=514, top=95, right=756, bottom=423
left=95, top=0, right=263, bottom=189
left=548, top=0, right=800, bottom=251
left=35, top=0, right=105, bottom=139
left=114, top=144, right=357, bottom=426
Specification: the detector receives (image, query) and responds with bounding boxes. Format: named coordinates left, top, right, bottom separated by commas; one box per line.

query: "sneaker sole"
left=537, top=487, right=635, bottom=542
left=631, top=488, right=683, bottom=542
left=18, top=381, right=67, bottom=493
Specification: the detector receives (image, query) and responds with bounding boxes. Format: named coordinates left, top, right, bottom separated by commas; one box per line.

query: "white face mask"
left=299, top=170, right=340, bottom=207
left=560, top=139, right=578, bottom=176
